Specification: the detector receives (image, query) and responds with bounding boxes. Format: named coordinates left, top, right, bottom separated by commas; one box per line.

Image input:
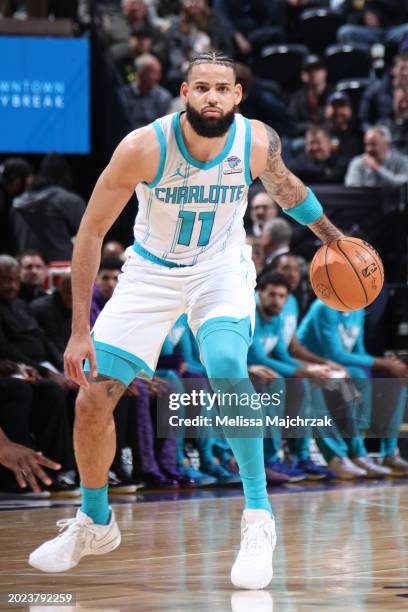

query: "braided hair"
left=186, top=52, right=236, bottom=80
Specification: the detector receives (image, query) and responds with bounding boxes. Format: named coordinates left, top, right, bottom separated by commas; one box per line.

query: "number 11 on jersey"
left=177, top=210, right=216, bottom=247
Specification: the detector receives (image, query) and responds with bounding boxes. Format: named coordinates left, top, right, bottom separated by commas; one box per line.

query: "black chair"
left=335, top=78, right=371, bottom=115
left=257, top=44, right=309, bottom=92
left=324, top=44, right=373, bottom=83
left=298, top=8, right=344, bottom=55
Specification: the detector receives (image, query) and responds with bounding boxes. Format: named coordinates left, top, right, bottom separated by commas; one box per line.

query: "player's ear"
left=234, top=83, right=243, bottom=106
left=180, top=81, right=189, bottom=102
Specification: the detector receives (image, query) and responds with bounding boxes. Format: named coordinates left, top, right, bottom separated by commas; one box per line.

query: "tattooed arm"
left=250, top=121, right=343, bottom=243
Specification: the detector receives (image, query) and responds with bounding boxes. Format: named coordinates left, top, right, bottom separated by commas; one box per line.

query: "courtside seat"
left=257, top=44, right=309, bottom=92
left=324, top=43, right=372, bottom=83
left=335, top=78, right=371, bottom=114
left=298, top=8, right=344, bottom=55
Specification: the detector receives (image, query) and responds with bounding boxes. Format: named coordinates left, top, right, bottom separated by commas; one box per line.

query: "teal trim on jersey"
left=283, top=188, right=323, bottom=225
left=146, top=120, right=166, bottom=188
left=196, top=316, right=252, bottom=349
left=133, top=240, right=192, bottom=268
left=84, top=340, right=154, bottom=382
left=173, top=112, right=236, bottom=170
left=243, top=117, right=253, bottom=186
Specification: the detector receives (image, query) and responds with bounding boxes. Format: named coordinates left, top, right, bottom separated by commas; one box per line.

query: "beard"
left=186, top=102, right=235, bottom=138
left=262, top=305, right=279, bottom=317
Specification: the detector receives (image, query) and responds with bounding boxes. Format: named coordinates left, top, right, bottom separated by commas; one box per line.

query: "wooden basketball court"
left=1, top=481, right=408, bottom=611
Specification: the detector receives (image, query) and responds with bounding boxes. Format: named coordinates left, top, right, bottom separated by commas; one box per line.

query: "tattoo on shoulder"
left=264, top=124, right=281, bottom=159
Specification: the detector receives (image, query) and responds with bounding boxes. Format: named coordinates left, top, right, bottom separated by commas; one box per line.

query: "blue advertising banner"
left=0, top=36, right=90, bottom=153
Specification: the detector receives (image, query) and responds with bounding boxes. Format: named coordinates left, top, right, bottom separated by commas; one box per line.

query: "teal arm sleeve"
left=353, top=321, right=375, bottom=367
left=248, top=336, right=298, bottom=377
left=283, top=188, right=323, bottom=225
left=319, top=309, right=374, bottom=367
left=273, top=336, right=302, bottom=371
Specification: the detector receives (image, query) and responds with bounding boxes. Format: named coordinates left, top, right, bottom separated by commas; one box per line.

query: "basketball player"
left=29, top=52, right=343, bottom=589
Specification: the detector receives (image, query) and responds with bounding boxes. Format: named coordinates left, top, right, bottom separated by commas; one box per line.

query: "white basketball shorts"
left=86, top=244, right=256, bottom=385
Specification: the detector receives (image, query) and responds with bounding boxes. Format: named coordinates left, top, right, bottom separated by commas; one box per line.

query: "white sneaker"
left=231, top=510, right=276, bottom=590
left=28, top=508, right=121, bottom=572
left=328, top=456, right=367, bottom=479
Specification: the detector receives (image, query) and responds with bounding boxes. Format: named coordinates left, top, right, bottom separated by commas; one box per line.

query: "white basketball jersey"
left=133, top=111, right=252, bottom=266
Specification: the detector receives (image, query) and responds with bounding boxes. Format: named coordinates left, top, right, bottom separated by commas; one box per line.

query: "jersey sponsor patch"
left=224, top=156, right=243, bottom=175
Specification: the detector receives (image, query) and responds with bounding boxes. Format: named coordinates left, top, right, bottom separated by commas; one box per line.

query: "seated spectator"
left=262, top=218, right=292, bottom=266
left=103, top=0, right=169, bottom=69
left=245, top=235, right=265, bottom=276
left=166, top=0, right=234, bottom=79
left=381, top=85, right=408, bottom=156
left=298, top=299, right=408, bottom=477
left=345, top=125, right=408, bottom=190
left=101, top=240, right=125, bottom=260
left=290, top=126, right=349, bottom=183
left=10, top=154, right=86, bottom=263
left=30, top=273, right=72, bottom=372
left=212, top=0, right=285, bottom=58
left=0, top=418, right=60, bottom=495
left=17, top=251, right=47, bottom=304
left=235, top=63, right=296, bottom=137
left=0, top=371, right=77, bottom=497
left=116, top=23, right=164, bottom=82
left=269, top=252, right=312, bottom=320
left=290, top=55, right=333, bottom=136
left=124, top=53, right=173, bottom=128
left=248, top=272, right=336, bottom=482
left=324, top=91, right=363, bottom=160
left=0, top=158, right=32, bottom=255
left=359, top=51, right=408, bottom=131
left=0, top=255, right=78, bottom=393
left=249, top=189, right=278, bottom=238
left=91, top=256, right=122, bottom=328
left=337, top=1, right=408, bottom=49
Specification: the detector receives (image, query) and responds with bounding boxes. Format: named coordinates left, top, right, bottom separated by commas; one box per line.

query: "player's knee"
left=75, top=386, right=117, bottom=425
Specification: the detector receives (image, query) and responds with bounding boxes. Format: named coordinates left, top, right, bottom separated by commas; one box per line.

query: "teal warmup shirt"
left=297, top=300, right=374, bottom=368
left=162, top=314, right=206, bottom=374
left=248, top=306, right=301, bottom=377
left=280, top=293, right=299, bottom=348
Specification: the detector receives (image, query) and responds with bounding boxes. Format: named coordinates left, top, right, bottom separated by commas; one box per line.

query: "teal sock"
left=80, top=483, right=110, bottom=525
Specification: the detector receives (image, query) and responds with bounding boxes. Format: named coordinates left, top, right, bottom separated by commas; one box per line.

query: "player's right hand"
left=64, top=333, right=97, bottom=389
left=0, top=442, right=61, bottom=493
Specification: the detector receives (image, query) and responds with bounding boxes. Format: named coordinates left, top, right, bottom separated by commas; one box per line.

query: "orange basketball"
left=309, top=237, right=384, bottom=312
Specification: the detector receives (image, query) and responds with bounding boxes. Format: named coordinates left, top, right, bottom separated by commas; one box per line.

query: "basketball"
left=309, top=237, right=384, bottom=311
